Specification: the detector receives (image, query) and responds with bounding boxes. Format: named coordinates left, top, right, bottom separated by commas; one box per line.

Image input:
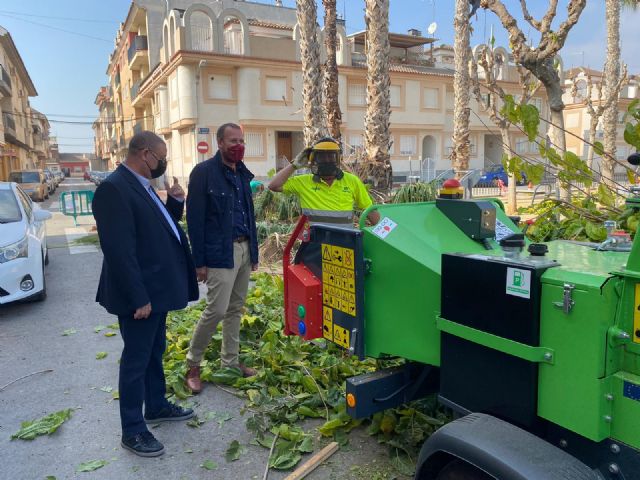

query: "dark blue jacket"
left=92, top=165, right=199, bottom=315
left=186, top=152, right=259, bottom=268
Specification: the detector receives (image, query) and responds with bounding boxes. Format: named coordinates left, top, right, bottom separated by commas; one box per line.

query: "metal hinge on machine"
left=553, top=283, right=575, bottom=314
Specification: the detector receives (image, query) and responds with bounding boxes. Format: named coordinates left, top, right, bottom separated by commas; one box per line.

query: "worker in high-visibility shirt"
left=268, top=137, right=380, bottom=226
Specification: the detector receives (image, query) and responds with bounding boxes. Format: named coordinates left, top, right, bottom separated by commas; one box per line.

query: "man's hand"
left=292, top=148, right=312, bottom=170
left=165, top=176, right=185, bottom=201
left=134, top=303, right=152, bottom=320
left=196, top=266, right=208, bottom=283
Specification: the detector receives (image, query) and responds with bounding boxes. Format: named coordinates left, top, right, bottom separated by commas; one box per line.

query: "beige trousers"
left=187, top=241, right=252, bottom=368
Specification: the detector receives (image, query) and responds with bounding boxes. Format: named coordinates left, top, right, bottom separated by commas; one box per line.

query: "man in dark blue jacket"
left=93, top=131, right=198, bottom=457
left=185, top=123, right=259, bottom=393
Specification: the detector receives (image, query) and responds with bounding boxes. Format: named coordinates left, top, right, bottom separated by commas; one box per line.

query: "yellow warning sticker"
left=323, top=306, right=333, bottom=341
left=333, top=324, right=350, bottom=349
left=634, top=284, right=640, bottom=344
left=321, top=243, right=357, bottom=316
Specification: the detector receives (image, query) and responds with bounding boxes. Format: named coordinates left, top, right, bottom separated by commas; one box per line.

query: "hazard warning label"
left=321, top=243, right=356, bottom=316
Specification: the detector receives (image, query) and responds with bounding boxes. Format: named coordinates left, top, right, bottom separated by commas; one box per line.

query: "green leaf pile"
left=11, top=409, right=73, bottom=440
left=163, top=273, right=449, bottom=473
left=96, top=352, right=108, bottom=360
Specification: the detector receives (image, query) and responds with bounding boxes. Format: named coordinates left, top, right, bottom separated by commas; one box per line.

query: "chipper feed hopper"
left=283, top=179, right=640, bottom=479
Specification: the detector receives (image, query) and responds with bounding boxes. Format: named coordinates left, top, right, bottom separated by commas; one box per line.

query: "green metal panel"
left=436, top=316, right=555, bottom=364
left=537, top=274, right=618, bottom=442
left=360, top=201, right=516, bottom=365
left=611, top=372, right=640, bottom=448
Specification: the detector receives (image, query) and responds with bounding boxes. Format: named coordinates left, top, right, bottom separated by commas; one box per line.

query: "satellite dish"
left=427, top=22, right=438, bottom=36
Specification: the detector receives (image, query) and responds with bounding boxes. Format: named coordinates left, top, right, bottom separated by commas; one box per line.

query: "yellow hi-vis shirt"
left=282, top=172, right=372, bottom=225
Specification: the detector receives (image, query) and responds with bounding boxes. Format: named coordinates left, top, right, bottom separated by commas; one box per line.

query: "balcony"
left=133, top=121, right=143, bottom=136
left=128, top=35, right=148, bottom=69
left=2, top=112, right=16, bottom=137
left=114, top=72, right=121, bottom=91
left=0, top=64, right=11, bottom=97
left=130, top=80, right=141, bottom=101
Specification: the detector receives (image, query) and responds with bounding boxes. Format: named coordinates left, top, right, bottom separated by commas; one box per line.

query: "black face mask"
left=145, top=152, right=168, bottom=179
left=316, top=162, right=338, bottom=177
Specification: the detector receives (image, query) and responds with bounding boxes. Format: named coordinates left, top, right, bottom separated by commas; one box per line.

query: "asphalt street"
left=0, top=178, right=394, bottom=480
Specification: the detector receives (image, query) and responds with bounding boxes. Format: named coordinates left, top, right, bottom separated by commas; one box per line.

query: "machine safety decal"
left=633, top=284, right=640, bottom=344
left=372, top=217, right=397, bottom=240
left=623, top=381, right=640, bottom=402
left=506, top=267, right=531, bottom=299
left=322, top=243, right=356, bottom=316
left=323, top=306, right=333, bottom=341
left=495, top=219, right=515, bottom=242
left=333, top=324, right=350, bottom=349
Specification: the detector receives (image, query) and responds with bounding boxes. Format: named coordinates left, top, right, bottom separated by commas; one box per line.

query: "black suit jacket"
left=92, top=165, right=199, bottom=316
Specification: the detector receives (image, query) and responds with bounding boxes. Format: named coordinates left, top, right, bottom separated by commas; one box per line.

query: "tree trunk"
left=501, top=130, right=517, bottom=214
left=363, top=0, right=392, bottom=190
left=322, top=0, right=342, bottom=142
left=296, top=0, right=327, bottom=146
left=601, top=0, right=621, bottom=188
left=451, top=0, right=471, bottom=178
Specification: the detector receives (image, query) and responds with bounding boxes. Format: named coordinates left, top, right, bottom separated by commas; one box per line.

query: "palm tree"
left=363, top=0, right=392, bottom=190
left=322, top=0, right=342, bottom=142
left=451, top=0, right=472, bottom=177
left=601, top=0, right=637, bottom=187
left=296, top=0, right=327, bottom=145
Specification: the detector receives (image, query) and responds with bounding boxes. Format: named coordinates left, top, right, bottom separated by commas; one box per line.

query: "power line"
left=0, top=13, right=112, bottom=43
left=0, top=9, right=120, bottom=24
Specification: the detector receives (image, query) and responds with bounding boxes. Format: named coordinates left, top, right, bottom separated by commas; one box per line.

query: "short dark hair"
left=216, top=123, right=242, bottom=141
left=128, top=131, right=165, bottom=154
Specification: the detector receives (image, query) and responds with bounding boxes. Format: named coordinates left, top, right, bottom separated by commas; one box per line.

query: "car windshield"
left=486, top=165, right=502, bottom=172
left=0, top=190, right=22, bottom=223
left=9, top=172, right=40, bottom=183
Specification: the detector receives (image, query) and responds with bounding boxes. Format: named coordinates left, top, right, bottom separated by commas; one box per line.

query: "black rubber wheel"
left=435, top=460, right=493, bottom=480
left=32, top=258, right=47, bottom=302
left=44, top=248, right=49, bottom=266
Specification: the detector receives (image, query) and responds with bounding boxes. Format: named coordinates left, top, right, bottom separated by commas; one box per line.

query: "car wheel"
left=32, top=261, right=47, bottom=302
left=44, top=248, right=49, bottom=266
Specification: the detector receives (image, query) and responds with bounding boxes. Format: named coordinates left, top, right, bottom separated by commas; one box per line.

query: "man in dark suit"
left=93, top=131, right=199, bottom=457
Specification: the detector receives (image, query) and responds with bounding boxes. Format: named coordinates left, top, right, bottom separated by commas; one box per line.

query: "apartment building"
left=93, top=86, right=115, bottom=170
left=0, top=26, right=51, bottom=181
left=563, top=67, right=639, bottom=174
left=99, top=0, right=549, bottom=184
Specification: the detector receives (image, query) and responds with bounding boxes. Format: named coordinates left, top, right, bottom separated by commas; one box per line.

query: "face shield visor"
left=311, top=150, right=341, bottom=177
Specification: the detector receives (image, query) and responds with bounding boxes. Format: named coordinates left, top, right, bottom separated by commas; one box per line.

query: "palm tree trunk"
left=601, top=0, right=621, bottom=188
left=322, top=0, right=342, bottom=142
left=296, top=0, right=327, bottom=145
left=363, top=0, right=392, bottom=190
left=451, top=0, right=471, bottom=178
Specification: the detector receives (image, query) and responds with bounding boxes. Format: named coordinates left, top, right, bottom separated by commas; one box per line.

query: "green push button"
left=298, top=305, right=306, bottom=318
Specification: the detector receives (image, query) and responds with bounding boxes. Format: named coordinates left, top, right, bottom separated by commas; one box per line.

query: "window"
left=444, top=90, right=454, bottom=110
left=348, top=83, right=366, bottom=106
left=618, top=111, right=626, bottom=124
left=423, top=87, right=439, bottom=108
left=348, top=133, right=363, bottom=154
left=399, top=135, right=417, bottom=155
left=16, top=189, right=32, bottom=219
left=515, top=138, right=528, bottom=154
left=389, top=135, right=395, bottom=154
left=530, top=97, right=543, bottom=112
left=265, top=77, right=286, bottom=102
left=566, top=113, right=579, bottom=129
left=390, top=85, right=402, bottom=108
left=208, top=74, right=232, bottom=100
left=576, top=80, right=588, bottom=100
left=170, top=75, right=178, bottom=102
left=245, top=132, right=264, bottom=157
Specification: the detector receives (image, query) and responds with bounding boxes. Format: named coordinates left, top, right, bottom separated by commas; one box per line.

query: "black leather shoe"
left=144, top=403, right=194, bottom=424
left=121, top=431, right=165, bottom=457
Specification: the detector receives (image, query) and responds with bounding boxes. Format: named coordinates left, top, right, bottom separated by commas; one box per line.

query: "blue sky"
left=0, top=0, right=638, bottom=153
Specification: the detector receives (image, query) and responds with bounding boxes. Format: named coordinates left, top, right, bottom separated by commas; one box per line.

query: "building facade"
left=0, top=26, right=51, bottom=181
left=99, top=0, right=549, bottom=184
left=563, top=67, right=639, bottom=176
left=92, top=86, right=115, bottom=171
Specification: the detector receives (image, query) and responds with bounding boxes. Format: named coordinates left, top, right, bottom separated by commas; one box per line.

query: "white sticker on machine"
left=506, top=267, right=532, bottom=299
left=372, top=217, right=397, bottom=239
left=495, top=219, right=515, bottom=242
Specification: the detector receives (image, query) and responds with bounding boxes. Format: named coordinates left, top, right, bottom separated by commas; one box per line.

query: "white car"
left=0, top=182, right=52, bottom=303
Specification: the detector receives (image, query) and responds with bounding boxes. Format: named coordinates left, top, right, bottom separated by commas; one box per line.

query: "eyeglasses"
left=147, top=149, right=166, bottom=163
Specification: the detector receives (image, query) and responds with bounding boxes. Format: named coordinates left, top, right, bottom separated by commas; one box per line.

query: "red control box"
left=284, top=263, right=323, bottom=340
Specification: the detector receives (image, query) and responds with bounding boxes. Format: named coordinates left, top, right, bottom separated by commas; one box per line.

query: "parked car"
left=43, top=170, right=56, bottom=195
left=475, top=164, right=527, bottom=187
left=8, top=170, right=48, bottom=201
left=0, top=182, right=52, bottom=303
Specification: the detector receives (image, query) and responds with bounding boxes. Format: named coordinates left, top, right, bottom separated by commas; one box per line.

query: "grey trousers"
left=186, top=241, right=252, bottom=368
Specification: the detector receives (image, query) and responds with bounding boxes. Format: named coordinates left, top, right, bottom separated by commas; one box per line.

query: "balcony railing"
left=128, top=35, right=148, bottom=65
left=0, top=64, right=11, bottom=97
left=2, top=112, right=16, bottom=135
